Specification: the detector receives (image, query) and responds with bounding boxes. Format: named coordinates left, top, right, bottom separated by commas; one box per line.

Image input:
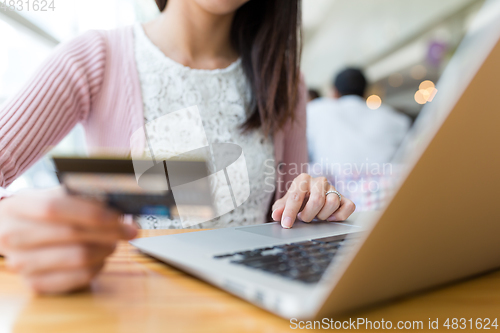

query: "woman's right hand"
left=0, top=187, right=137, bottom=294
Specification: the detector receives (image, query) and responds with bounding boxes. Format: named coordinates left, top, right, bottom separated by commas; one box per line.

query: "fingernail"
left=282, top=217, right=293, bottom=229
left=327, top=216, right=337, bottom=222
left=271, top=209, right=278, bottom=221
left=297, top=212, right=303, bottom=221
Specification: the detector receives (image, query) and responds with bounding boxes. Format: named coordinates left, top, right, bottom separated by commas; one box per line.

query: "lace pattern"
left=133, top=23, right=275, bottom=229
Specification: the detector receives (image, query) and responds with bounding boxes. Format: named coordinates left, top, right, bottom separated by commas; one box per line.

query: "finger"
left=0, top=218, right=137, bottom=250
left=316, top=187, right=341, bottom=221
left=327, top=198, right=356, bottom=222
left=6, top=244, right=115, bottom=276
left=281, top=174, right=310, bottom=229
left=25, top=264, right=104, bottom=294
left=273, top=193, right=309, bottom=221
left=297, top=177, right=329, bottom=222
left=6, top=188, right=122, bottom=228
left=271, top=196, right=287, bottom=221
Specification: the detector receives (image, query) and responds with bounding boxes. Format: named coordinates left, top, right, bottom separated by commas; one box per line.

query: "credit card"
left=52, top=157, right=214, bottom=218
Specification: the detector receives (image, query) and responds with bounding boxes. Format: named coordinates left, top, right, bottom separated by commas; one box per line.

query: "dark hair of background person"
left=308, top=89, right=321, bottom=101
left=155, top=0, right=302, bottom=135
left=333, top=68, right=367, bottom=98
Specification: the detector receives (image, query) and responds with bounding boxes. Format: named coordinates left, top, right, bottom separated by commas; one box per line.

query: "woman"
left=0, top=0, right=355, bottom=294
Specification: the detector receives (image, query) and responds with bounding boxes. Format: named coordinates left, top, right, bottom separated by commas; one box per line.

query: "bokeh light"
left=410, top=65, right=427, bottom=80
left=366, top=95, right=382, bottom=110
left=419, top=80, right=435, bottom=90
left=415, top=90, right=428, bottom=105
left=388, top=73, right=404, bottom=87
left=417, top=80, right=438, bottom=102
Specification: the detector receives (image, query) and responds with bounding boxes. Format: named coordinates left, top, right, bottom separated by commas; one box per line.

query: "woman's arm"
left=272, top=74, right=356, bottom=228
left=0, top=30, right=107, bottom=188
left=280, top=73, right=309, bottom=189
left=0, top=32, right=136, bottom=295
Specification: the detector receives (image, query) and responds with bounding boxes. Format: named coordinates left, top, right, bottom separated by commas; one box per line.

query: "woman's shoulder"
left=97, top=25, right=135, bottom=44
left=57, top=25, right=134, bottom=60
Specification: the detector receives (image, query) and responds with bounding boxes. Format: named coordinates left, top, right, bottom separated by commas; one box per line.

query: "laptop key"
left=273, top=244, right=297, bottom=250
left=290, top=241, right=318, bottom=249
left=262, top=262, right=292, bottom=273
left=213, top=254, right=235, bottom=259
left=233, top=255, right=281, bottom=265
left=236, top=250, right=263, bottom=257
left=242, top=260, right=279, bottom=269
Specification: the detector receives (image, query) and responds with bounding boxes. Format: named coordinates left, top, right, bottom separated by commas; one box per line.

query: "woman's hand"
left=271, top=174, right=355, bottom=229
left=0, top=187, right=137, bottom=294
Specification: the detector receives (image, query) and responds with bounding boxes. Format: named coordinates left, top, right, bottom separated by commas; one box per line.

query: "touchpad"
left=235, top=221, right=358, bottom=240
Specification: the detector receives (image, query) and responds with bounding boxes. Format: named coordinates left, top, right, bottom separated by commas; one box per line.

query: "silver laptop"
left=131, top=0, right=500, bottom=319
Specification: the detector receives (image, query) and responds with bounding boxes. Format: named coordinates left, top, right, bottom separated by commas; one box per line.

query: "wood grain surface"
left=0, top=229, right=499, bottom=332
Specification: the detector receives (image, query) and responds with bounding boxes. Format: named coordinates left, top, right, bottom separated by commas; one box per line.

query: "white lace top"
left=133, top=24, right=275, bottom=229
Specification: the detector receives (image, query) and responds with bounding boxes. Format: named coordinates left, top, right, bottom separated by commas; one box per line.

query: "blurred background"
left=0, top=0, right=485, bottom=193
left=302, top=0, right=484, bottom=116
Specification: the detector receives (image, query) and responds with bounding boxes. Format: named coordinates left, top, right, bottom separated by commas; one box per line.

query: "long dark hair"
left=154, top=0, right=302, bottom=135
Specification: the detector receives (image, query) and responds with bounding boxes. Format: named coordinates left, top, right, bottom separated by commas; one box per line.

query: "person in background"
left=307, top=68, right=411, bottom=166
left=307, top=89, right=321, bottom=102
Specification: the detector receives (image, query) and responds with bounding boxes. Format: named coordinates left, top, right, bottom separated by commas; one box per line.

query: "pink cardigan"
left=0, top=26, right=308, bottom=200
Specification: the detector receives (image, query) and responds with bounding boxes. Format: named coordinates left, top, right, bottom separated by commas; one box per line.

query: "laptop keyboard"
left=213, top=233, right=358, bottom=284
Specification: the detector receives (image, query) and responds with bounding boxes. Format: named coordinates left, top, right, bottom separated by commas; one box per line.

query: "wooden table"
left=1, top=229, right=500, bottom=333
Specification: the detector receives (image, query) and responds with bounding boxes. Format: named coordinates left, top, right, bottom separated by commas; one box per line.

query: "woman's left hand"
left=271, top=174, right=356, bottom=229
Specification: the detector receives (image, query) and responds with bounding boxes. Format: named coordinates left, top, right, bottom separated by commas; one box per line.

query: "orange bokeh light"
left=414, top=90, right=427, bottom=105
left=415, top=80, right=438, bottom=104
left=366, top=95, right=382, bottom=110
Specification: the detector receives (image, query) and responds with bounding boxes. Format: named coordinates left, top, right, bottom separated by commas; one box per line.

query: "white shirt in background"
left=307, top=95, right=411, bottom=166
